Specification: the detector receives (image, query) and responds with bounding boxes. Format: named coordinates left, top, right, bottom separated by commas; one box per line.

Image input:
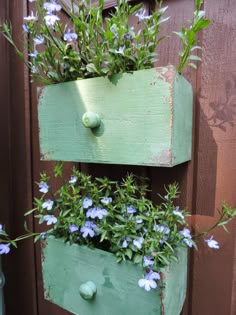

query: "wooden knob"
left=79, top=281, right=97, bottom=300
left=82, top=112, right=101, bottom=129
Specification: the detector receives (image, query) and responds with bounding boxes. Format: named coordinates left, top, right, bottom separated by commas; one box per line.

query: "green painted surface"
left=42, top=238, right=187, bottom=315
left=38, top=66, right=193, bottom=167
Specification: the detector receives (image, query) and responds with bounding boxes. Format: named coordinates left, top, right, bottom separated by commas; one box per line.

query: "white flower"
left=44, top=14, right=60, bottom=27
left=138, top=270, right=160, bottom=291
left=44, top=1, right=62, bottom=13
left=39, top=182, right=49, bottom=194
left=133, top=237, right=144, bottom=249
left=69, top=175, right=77, bottom=184
left=43, top=215, right=57, bottom=225
left=29, top=50, right=38, bottom=58
left=205, top=236, right=220, bottom=249
left=101, top=197, right=112, bottom=205
left=173, top=207, right=185, bottom=220
left=63, top=29, right=78, bottom=42
left=34, top=35, right=44, bottom=45
left=179, top=228, right=191, bottom=238
left=42, top=199, right=54, bottom=211
left=24, top=11, right=38, bottom=22
left=135, top=8, right=152, bottom=21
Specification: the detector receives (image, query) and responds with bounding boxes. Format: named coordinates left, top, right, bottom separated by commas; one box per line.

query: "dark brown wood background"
left=1, top=0, right=236, bottom=314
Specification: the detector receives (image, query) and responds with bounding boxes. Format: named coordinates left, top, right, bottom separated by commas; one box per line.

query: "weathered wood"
left=42, top=237, right=187, bottom=315
left=38, top=66, right=193, bottom=167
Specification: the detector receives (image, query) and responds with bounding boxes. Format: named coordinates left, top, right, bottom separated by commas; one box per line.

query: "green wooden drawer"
left=42, top=238, right=187, bottom=315
left=38, top=66, right=193, bottom=167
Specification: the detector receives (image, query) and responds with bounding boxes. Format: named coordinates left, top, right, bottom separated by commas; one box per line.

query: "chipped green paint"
left=42, top=238, right=187, bottom=315
left=38, top=66, right=193, bottom=166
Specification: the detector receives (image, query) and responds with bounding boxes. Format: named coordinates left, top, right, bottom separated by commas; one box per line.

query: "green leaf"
left=133, top=254, right=143, bottom=264
left=86, top=63, right=99, bottom=73
left=188, top=55, right=202, bottom=61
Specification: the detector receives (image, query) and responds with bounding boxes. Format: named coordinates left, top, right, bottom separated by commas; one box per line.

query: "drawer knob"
left=79, top=281, right=97, bottom=300
left=82, top=112, right=101, bottom=129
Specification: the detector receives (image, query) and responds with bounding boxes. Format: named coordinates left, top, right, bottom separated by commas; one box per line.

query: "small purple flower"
left=173, top=207, right=185, bottom=220
left=138, top=270, right=160, bottom=291
left=43, top=1, right=62, bottom=13
left=122, top=237, right=131, bottom=248
left=179, top=228, right=193, bottom=248
left=153, top=224, right=170, bottom=234
left=159, top=235, right=168, bottom=245
left=43, top=215, right=57, bottom=225
left=24, top=11, right=38, bottom=22
left=127, top=205, right=137, bottom=214
left=42, top=199, right=54, bottom=211
left=143, top=256, right=154, bottom=267
left=34, top=35, right=44, bottom=45
left=22, top=24, right=29, bottom=33
left=115, top=46, right=125, bottom=55
left=86, top=207, right=108, bottom=220
left=205, top=236, right=220, bottom=249
left=44, top=14, right=60, bottom=27
left=0, top=243, right=10, bottom=255
left=83, top=197, right=93, bottom=209
left=69, top=175, right=77, bottom=184
left=69, top=224, right=79, bottom=233
left=40, top=232, right=47, bottom=240
left=29, top=50, right=38, bottom=59
left=135, top=8, right=152, bottom=21
left=101, top=197, right=112, bottom=205
left=63, top=29, right=78, bottom=42
left=133, top=237, right=144, bottom=250
left=81, top=221, right=97, bottom=238
left=39, top=182, right=49, bottom=194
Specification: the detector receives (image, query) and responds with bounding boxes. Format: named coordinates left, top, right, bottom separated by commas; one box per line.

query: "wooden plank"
left=190, top=0, right=236, bottom=314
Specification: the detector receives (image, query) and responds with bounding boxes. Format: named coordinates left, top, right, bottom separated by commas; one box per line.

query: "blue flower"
left=24, top=11, right=38, bottom=22
left=43, top=215, right=57, bottom=225
left=34, top=35, right=44, bottom=45
left=159, top=235, right=168, bottom=245
left=204, top=236, right=219, bottom=249
left=42, top=199, right=54, bottom=211
left=22, top=24, right=29, bottom=33
left=122, top=237, right=131, bottom=248
left=133, top=237, right=144, bottom=249
left=81, top=221, right=97, bottom=238
left=101, top=197, right=112, bottom=205
left=83, top=197, right=93, bottom=209
left=138, top=270, right=160, bottom=291
left=135, top=9, right=152, bottom=21
left=115, top=46, right=125, bottom=55
left=127, top=205, right=137, bottom=214
left=153, top=224, right=170, bottom=234
left=40, top=232, right=47, bottom=240
left=69, top=224, right=79, bottom=233
left=0, top=243, right=10, bottom=255
left=143, top=256, right=154, bottom=267
left=69, top=175, right=77, bottom=184
left=43, top=1, right=62, bottom=13
left=86, top=207, right=108, bottom=220
left=64, top=29, right=78, bottom=42
left=179, top=228, right=193, bottom=248
left=39, top=182, right=49, bottom=194
left=29, top=50, right=38, bottom=59
left=44, top=14, right=60, bottom=27
left=136, top=218, right=143, bottom=224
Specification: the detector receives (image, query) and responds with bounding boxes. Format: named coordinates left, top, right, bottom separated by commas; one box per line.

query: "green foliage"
left=0, top=0, right=210, bottom=84
left=175, top=0, right=211, bottom=73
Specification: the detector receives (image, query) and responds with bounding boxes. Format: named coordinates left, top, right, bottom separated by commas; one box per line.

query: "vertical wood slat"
left=0, top=0, right=38, bottom=314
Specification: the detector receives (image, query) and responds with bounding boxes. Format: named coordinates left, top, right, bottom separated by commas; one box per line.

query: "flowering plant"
left=0, top=0, right=210, bottom=84
left=1, top=163, right=235, bottom=291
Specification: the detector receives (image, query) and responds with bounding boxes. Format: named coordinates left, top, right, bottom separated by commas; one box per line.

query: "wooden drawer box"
left=42, top=238, right=187, bottom=315
left=38, top=66, right=193, bottom=167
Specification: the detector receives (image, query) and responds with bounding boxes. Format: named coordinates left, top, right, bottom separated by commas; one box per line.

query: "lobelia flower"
left=83, top=197, right=93, bottom=209
left=122, top=237, right=132, bottom=248
left=138, top=270, right=160, bottom=291
left=69, top=224, right=79, bottom=233
left=0, top=243, right=10, bottom=255
left=153, top=224, right=170, bottom=234
left=133, top=237, right=144, bottom=249
left=22, top=24, right=29, bottom=33
left=135, top=8, right=152, bottom=21
left=43, top=1, right=62, bottom=13
left=86, top=207, right=108, bottom=220
left=31, top=66, right=39, bottom=74
left=205, top=236, right=220, bottom=249
left=33, top=35, right=44, bottom=45
left=63, top=29, right=78, bottom=42
left=39, top=181, right=49, bottom=193
left=43, top=215, right=57, bottom=225
left=42, top=199, right=54, bottom=211
left=29, top=50, right=38, bottom=59
left=24, top=11, right=38, bottom=22
left=143, top=256, right=155, bottom=267
left=81, top=221, right=97, bottom=238
left=44, top=14, right=60, bottom=27
left=69, top=175, right=77, bottom=184
left=40, top=232, right=47, bottom=240
left=136, top=218, right=143, bottom=224
left=101, top=197, right=112, bottom=205
left=173, top=207, right=185, bottom=220
left=115, top=46, right=125, bottom=55
left=159, top=235, right=168, bottom=245
left=127, top=205, right=137, bottom=214
left=179, top=228, right=193, bottom=248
